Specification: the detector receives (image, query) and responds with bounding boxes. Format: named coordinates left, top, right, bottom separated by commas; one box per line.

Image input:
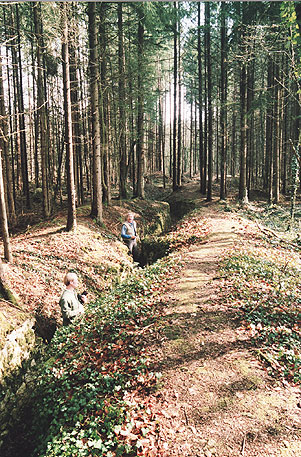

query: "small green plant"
left=221, top=252, right=301, bottom=383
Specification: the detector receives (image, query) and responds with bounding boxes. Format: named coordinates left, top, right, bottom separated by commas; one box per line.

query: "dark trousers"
left=123, top=239, right=138, bottom=262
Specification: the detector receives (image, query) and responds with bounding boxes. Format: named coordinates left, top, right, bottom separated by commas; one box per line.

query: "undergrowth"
left=221, top=250, right=301, bottom=384
left=29, top=255, right=181, bottom=457
left=238, top=202, right=301, bottom=243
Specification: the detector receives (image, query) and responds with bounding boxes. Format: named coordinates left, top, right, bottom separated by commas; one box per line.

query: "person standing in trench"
left=121, top=212, right=139, bottom=263
left=59, top=272, right=87, bottom=326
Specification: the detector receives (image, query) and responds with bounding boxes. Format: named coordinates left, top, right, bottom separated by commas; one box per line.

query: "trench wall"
left=0, top=319, right=37, bottom=448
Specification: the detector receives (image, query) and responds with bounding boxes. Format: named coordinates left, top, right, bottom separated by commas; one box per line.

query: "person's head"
left=63, top=272, right=78, bottom=289
left=126, top=212, right=134, bottom=223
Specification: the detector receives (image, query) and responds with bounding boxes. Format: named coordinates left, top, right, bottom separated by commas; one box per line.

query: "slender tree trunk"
left=162, top=94, right=166, bottom=188
left=169, top=71, right=172, bottom=179
left=9, top=6, right=22, bottom=198
left=239, top=61, right=248, bottom=204
left=99, top=2, right=111, bottom=206
left=198, top=3, right=204, bottom=193
left=172, top=2, right=178, bottom=191
left=177, top=20, right=182, bottom=187
left=136, top=5, right=145, bottom=198
left=189, top=97, right=193, bottom=178
left=246, top=56, right=255, bottom=190
left=88, top=2, right=103, bottom=222
left=265, top=58, right=273, bottom=195
left=220, top=2, right=227, bottom=200
left=282, top=53, right=289, bottom=195
left=0, top=149, right=12, bottom=262
left=30, top=17, right=39, bottom=189
left=69, top=5, right=84, bottom=207
left=61, top=3, right=77, bottom=232
left=15, top=5, right=30, bottom=209
left=203, top=13, right=208, bottom=195
left=128, top=77, right=136, bottom=197
left=205, top=2, right=212, bottom=201
left=0, top=54, right=16, bottom=225
left=118, top=3, right=127, bottom=199
left=238, top=7, right=248, bottom=204
left=194, top=100, right=198, bottom=175
left=79, top=64, right=91, bottom=194
left=3, top=11, right=17, bottom=206
left=33, top=3, right=51, bottom=217
left=273, top=56, right=280, bottom=204
left=158, top=84, right=163, bottom=173
left=158, top=70, right=165, bottom=185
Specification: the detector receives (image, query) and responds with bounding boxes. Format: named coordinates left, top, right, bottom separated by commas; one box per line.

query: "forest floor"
left=1, top=179, right=300, bottom=457
left=147, top=189, right=300, bottom=457
left=0, top=195, right=168, bottom=345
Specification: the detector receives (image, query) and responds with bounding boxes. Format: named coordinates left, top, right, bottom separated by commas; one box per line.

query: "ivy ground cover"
left=30, top=255, right=181, bottom=457
left=220, top=243, right=301, bottom=384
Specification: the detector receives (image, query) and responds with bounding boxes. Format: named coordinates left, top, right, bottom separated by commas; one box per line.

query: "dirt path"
left=154, top=209, right=300, bottom=457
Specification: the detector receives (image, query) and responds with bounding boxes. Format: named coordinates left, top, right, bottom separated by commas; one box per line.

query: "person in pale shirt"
left=121, top=212, right=139, bottom=262
left=59, top=272, right=87, bottom=326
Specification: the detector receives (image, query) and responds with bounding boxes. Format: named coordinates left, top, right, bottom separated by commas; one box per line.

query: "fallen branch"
left=182, top=406, right=189, bottom=425
left=255, top=222, right=300, bottom=249
left=0, top=298, right=26, bottom=313
left=241, top=434, right=246, bottom=456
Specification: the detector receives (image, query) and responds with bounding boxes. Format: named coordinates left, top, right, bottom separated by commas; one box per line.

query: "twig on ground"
left=0, top=298, right=26, bottom=313
left=182, top=406, right=189, bottom=425
left=241, top=433, right=246, bottom=456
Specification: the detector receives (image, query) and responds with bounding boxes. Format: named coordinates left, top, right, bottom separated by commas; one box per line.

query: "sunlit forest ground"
left=1, top=176, right=300, bottom=457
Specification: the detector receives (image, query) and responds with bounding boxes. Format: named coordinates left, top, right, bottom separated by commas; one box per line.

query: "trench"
left=0, top=195, right=197, bottom=457
left=138, top=196, right=197, bottom=267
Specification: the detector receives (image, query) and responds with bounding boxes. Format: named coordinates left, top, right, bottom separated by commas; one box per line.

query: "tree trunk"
left=189, top=97, right=193, bottom=178
left=162, top=94, right=166, bottom=188
left=198, top=3, right=204, bottom=193
left=69, top=4, right=84, bottom=206
left=238, top=6, right=248, bottom=205
left=220, top=2, right=227, bottom=200
left=15, top=4, right=30, bottom=209
left=33, top=3, right=51, bottom=217
left=239, top=60, right=248, bottom=204
left=0, top=149, right=12, bottom=263
left=205, top=2, right=212, bottom=202
left=172, top=2, right=178, bottom=191
left=118, top=3, right=127, bottom=199
left=136, top=5, right=145, bottom=198
left=0, top=261, right=18, bottom=304
left=273, top=55, right=280, bottom=204
left=30, top=19, right=39, bottom=189
left=88, top=2, right=103, bottom=222
left=265, top=58, right=273, bottom=195
left=3, top=13, right=17, bottom=206
left=61, top=2, right=77, bottom=232
left=0, top=53, right=16, bottom=225
left=99, top=2, right=111, bottom=206
left=9, top=6, right=22, bottom=198
left=246, top=57, right=255, bottom=191
left=177, top=20, right=182, bottom=187
left=128, top=76, right=136, bottom=197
